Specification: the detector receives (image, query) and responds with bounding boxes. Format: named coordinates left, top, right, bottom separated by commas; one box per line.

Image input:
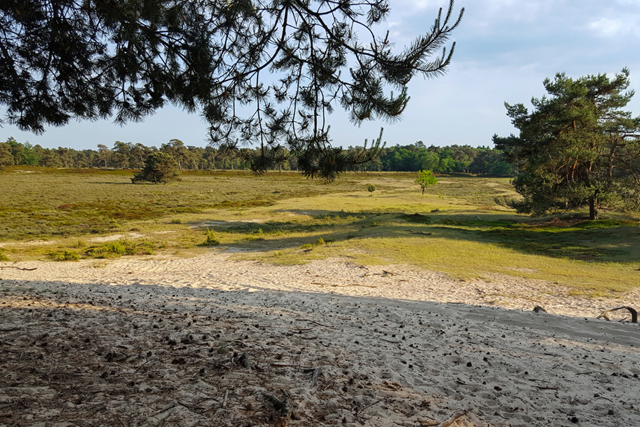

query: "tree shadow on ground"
left=0, top=276, right=638, bottom=426
left=192, top=209, right=640, bottom=264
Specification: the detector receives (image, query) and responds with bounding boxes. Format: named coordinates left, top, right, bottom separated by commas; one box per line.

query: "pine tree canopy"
left=0, top=0, right=463, bottom=180
left=494, top=69, right=640, bottom=220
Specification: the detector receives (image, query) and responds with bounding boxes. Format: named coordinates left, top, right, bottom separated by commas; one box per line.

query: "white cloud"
left=589, top=17, right=640, bottom=38
left=409, top=0, right=449, bottom=11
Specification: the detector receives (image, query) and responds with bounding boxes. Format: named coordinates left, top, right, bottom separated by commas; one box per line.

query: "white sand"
left=1, top=254, right=639, bottom=426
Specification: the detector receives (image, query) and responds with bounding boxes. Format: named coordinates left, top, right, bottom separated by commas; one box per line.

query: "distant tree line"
left=353, top=142, right=516, bottom=176
left=0, top=137, right=516, bottom=176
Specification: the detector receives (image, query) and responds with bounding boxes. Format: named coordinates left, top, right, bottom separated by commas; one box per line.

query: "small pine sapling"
left=202, top=228, right=220, bottom=246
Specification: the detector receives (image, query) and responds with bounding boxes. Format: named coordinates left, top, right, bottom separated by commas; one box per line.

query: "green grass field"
left=1, top=166, right=639, bottom=294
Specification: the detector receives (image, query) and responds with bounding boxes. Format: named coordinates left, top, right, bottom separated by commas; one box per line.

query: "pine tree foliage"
left=132, top=152, right=180, bottom=184
left=0, top=0, right=463, bottom=180
left=494, top=69, right=640, bottom=219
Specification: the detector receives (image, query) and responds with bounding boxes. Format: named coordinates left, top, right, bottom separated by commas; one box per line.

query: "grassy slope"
left=1, top=167, right=639, bottom=294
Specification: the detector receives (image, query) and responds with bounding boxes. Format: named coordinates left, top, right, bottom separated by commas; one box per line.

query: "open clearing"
left=2, top=167, right=640, bottom=294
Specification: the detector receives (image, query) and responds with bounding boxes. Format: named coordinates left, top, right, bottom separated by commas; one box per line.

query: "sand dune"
left=1, top=254, right=639, bottom=426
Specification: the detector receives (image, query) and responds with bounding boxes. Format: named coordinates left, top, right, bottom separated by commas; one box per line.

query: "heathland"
left=1, top=166, right=639, bottom=296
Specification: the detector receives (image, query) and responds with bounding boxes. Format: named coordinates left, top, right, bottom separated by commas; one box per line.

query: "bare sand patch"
left=3, top=240, right=57, bottom=247
left=90, top=233, right=144, bottom=242
left=0, top=255, right=639, bottom=426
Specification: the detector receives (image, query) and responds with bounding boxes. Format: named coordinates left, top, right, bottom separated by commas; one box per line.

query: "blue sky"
left=2, top=0, right=639, bottom=150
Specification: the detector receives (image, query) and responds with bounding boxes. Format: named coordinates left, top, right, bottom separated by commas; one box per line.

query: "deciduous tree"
left=415, top=169, right=438, bottom=195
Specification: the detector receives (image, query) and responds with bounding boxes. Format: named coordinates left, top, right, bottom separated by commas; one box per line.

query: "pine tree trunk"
left=589, top=192, right=598, bottom=220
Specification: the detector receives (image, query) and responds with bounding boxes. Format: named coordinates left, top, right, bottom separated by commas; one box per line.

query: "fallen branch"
left=310, top=282, right=377, bottom=289
left=405, top=230, right=432, bottom=236
left=261, top=393, right=289, bottom=415
left=116, top=414, right=128, bottom=427
left=176, top=400, right=205, bottom=413
left=442, top=411, right=467, bottom=427
left=133, top=360, right=151, bottom=374
left=238, top=352, right=251, bottom=370
left=597, top=306, right=638, bottom=323
left=272, top=362, right=309, bottom=368
left=303, top=367, right=322, bottom=386
left=295, top=319, right=333, bottom=328
left=355, top=399, right=380, bottom=422
left=0, top=266, right=37, bottom=271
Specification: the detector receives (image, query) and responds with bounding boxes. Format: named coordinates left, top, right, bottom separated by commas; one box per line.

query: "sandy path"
left=3, top=253, right=639, bottom=319
left=1, top=254, right=639, bottom=426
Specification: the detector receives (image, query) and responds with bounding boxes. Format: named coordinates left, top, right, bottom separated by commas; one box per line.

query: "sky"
left=2, top=0, right=640, bottom=150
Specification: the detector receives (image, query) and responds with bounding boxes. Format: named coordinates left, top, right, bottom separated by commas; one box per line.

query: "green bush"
left=0, top=252, right=9, bottom=261
left=51, top=250, right=79, bottom=261
left=367, top=184, right=376, bottom=195
left=494, top=196, right=521, bottom=210
left=316, top=237, right=325, bottom=245
left=86, top=239, right=155, bottom=258
left=202, top=228, right=220, bottom=246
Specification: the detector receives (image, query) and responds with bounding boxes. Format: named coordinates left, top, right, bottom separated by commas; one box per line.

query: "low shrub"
left=202, top=228, right=220, bottom=246
left=51, top=250, right=79, bottom=261
left=86, top=239, right=155, bottom=258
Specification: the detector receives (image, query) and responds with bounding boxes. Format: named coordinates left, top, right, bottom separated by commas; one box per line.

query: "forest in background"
left=0, top=137, right=516, bottom=176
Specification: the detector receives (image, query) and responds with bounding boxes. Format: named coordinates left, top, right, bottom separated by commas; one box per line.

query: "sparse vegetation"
left=84, top=239, right=155, bottom=258
left=50, top=250, right=79, bottom=261
left=1, top=167, right=639, bottom=294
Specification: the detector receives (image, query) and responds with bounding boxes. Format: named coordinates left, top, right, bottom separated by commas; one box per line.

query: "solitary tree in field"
left=367, top=184, right=376, bottom=196
left=0, top=0, right=463, bottom=181
left=132, top=152, right=180, bottom=184
left=494, top=69, right=640, bottom=219
left=415, top=170, right=438, bottom=195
